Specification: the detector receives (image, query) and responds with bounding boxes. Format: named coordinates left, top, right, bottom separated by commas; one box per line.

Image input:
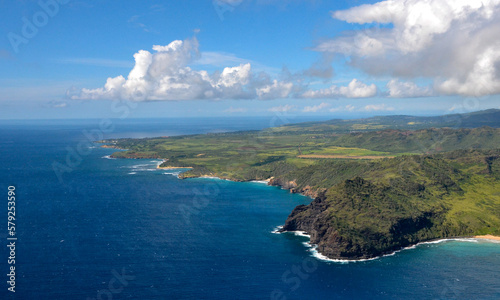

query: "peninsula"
left=100, top=109, right=500, bottom=260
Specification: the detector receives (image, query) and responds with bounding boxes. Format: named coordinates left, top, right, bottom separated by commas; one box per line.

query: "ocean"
left=0, top=117, right=499, bottom=299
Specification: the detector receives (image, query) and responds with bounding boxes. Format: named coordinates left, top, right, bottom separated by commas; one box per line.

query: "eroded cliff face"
left=268, top=178, right=325, bottom=198
left=280, top=192, right=378, bottom=260
left=280, top=177, right=451, bottom=260
left=269, top=178, right=297, bottom=190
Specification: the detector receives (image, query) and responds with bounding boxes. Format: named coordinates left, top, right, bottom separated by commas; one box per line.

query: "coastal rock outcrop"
left=268, top=178, right=324, bottom=198
left=269, top=178, right=297, bottom=190
left=280, top=177, right=456, bottom=260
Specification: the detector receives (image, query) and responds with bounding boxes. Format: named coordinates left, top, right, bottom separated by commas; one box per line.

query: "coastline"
left=179, top=171, right=274, bottom=185
left=156, top=159, right=193, bottom=170
left=99, top=144, right=128, bottom=150
left=195, top=175, right=275, bottom=184
left=99, top=147, right=296, bottom=193
left=156, top=166, right=276, bottom=186
left=128, top=156, right=274, bottom=185
left=157, top=166, right=194, bottom=169
left=114, top=153, right=500, bottom=263
left=474, top=234, right=500, bottom=241
left=250, top=177, right=273, bottom=184
left=277, top=230, right=500, bottom=263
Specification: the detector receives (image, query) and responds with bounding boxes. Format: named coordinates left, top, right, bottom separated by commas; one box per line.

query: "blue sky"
left=1, top=0, right=499, bottom=119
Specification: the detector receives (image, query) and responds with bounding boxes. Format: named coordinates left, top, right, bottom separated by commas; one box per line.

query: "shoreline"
left=102, top=151, right=277, bottom=186
left=162, top=160, right=500, bottom=261
left=180, top=171, right=274, bottom=184
left=155, top=167, right=275, bottom=185
left=277, top=230, right=500, bottom=263
left=156, top=159, right=193, bottom=170
left=109, top=154, right=500, bottom=262
left=99, top=144, right=128, bottom=151
left=195, top=175, right=275, bottom=184
left=474, top=234, right=500, bottom=241
left=250, top=177, right=273, bottom=184
left=157, top=166, right=194, bottom=169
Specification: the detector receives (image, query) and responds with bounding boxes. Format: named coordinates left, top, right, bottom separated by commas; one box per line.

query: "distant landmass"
left=100, top=109, right=500, bottom=260
left=285, top=108, right=500, bottom=132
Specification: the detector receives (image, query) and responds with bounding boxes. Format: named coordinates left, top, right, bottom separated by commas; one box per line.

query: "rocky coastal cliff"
left=277, top=151, right=500, bottom=260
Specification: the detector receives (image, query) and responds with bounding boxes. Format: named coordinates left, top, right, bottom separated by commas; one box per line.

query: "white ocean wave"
left=282, top=230, right=492, bottom=264
left=163, top=172, right=182, bottom=178
left=124, top=163, right=159, bottom=172
left=271, top=226, right=283, bottom=234
left=292, top=231, right=310, bottom=237
left=130, top=164, right=150, bottom=168
left=251, top=180, right=269, bottom=184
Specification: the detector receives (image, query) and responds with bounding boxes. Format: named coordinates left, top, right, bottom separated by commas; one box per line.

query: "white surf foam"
left=125, top=163, right=159, bottom=172
left=292, top=231, right=310, bottom=237
left=282, top=230, right=489, bottom=264
left=163, top=171, right=182, bottom=178
left=271, top=226, right=283, bottom=234
left=198, top=176, right=232, bottom=181
left=130, top=164, right=150, bottom=168
left=155, top=159, right=166, bottom=167
left=251, top=180, right=269, bottom=184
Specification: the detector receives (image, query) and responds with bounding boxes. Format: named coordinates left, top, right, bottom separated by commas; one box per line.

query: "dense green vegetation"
left=279, top=108, right=500, bottom=133
left=101, top=109, right=500, bottom=259
left=282, top=149, right=500, bottom=259
left=105, top=123, right=500, bottom=183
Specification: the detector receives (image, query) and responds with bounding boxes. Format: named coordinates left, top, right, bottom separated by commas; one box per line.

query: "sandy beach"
left=155, top=159, right=192, bottom=170
left=251, top=177, right=273, bottom=183
left=474, top=234, right=500, bottom=241
left=157, top=166, right=193, bottom=170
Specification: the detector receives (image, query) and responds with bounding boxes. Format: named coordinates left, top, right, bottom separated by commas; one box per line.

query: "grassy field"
left=105, top=125, right=500, bottom=181
left=298, top=155, right=394, bottom=159
left=100, top=110, right=500, bottom=260
left=282, top=149, right=500, bottom=259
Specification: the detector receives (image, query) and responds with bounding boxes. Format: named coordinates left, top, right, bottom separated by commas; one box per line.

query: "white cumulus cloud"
left=363, top=104, right=395, bottom=112
left=302, top=79, right=377, bottom=99
left=71, top=38, right=293, bottom=101
left=268, top=104, right=296, bottom=112
left=257, top=80, right=294, bottom=100
left=303, top=102, right=330, bottom=113
left=319, top=0, right=500, bottom=97
left=329, top=104, right=356, bottom=112
left=386, top=79, right=432, bottom=98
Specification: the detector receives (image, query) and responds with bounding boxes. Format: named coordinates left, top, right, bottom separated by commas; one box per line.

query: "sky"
left=1, top=0, right=500, bottom=119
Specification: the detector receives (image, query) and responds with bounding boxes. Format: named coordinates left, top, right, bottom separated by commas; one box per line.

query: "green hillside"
left=106, top=126, right=500, bottom=183
left=100, top=109, right=500, bottom=260
left=279, top=108, right=500, bottom=133
left=281, top=149, right=500, bottom=259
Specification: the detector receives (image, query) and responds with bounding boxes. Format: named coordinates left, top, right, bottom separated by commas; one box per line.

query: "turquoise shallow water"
left=0, top=118, right=499, bottom=299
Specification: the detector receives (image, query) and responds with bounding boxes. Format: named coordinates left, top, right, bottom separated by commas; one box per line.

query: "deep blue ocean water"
left=0, top=117, right=499, bottom=299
